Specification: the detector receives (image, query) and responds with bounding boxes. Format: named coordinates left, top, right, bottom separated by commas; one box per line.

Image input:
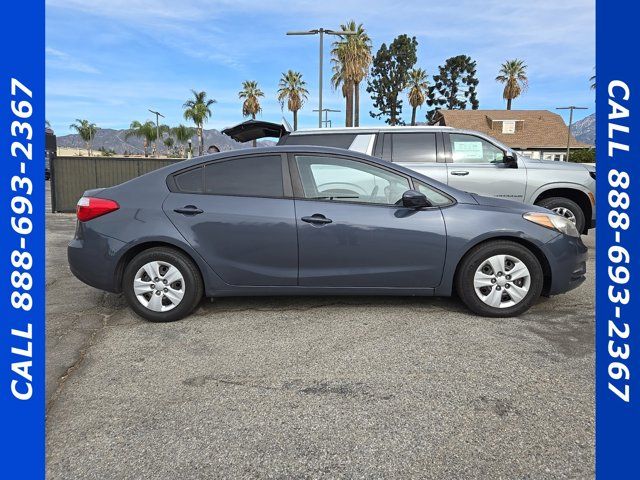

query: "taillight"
left=76, top=197, right=119, bottom=222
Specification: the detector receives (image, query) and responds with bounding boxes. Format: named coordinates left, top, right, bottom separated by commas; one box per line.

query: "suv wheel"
left=123, top=247, right=203, bottom=322
left=456, top=240, right=544, bottom=317
left=536, top=197, right=585, bottom=233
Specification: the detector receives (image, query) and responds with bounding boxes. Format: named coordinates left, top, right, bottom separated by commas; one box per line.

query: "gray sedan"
left=68, top=146, right=587, bottom=322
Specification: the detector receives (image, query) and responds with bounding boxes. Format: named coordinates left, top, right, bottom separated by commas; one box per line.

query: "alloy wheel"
left=133, top=261, right=185, bottom=312
left=473, top=254, right=531, bottom=308
left=551, top=206, right=577, bottom=225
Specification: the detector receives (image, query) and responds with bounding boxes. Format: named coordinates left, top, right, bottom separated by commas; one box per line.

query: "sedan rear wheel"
left=123, top=247, right=203, bottom=322
left=456, top=240, right=544, bottom=317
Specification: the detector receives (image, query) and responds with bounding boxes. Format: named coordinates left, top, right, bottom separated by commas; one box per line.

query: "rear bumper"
left=545, top=234, right=589, bottom=295
left=68, top=229, right=126, bottom=293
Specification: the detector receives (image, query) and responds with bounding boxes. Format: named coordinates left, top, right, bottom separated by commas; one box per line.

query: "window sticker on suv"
left=453, top=141, right=483, bottom=160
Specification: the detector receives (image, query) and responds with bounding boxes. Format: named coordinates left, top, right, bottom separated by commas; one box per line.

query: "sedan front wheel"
left=456, top=240, right=544, bottom=317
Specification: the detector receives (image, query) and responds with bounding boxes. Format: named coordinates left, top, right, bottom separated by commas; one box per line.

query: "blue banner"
left=596, top=0, right=640, bottom=477
left=0, top=0, right=45, bottom=478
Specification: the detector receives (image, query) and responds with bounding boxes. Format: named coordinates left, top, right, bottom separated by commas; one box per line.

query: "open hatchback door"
left=221, top=119, right=290, bottom=143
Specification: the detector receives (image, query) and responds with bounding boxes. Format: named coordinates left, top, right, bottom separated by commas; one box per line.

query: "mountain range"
left=571, top=113, right=595, bottom=146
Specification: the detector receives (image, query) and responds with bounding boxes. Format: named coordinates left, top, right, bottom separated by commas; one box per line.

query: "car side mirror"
left=402, top=190, right=431, bottom=209
left=504, top=153, right=518, bottom=168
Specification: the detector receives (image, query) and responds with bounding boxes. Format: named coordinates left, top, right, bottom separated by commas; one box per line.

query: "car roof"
left=289, top=126, right=452, bottom=135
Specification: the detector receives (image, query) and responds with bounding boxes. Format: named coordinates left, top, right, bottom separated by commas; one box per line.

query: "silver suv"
left=223, top=121, right=596, bottom=233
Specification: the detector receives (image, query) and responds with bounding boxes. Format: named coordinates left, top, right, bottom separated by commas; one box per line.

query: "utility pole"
left=287, top=28, right=355, bottom=128
left=556, top=106, right=588, bottom=162
left=313, top=108, right=341, bottom=128
left=148, top=109, right=165, bottom=158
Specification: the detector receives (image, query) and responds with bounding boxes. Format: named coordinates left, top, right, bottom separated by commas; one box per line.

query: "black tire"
left=122, top=247, right=203, bottom=322
left=536, top=197, right=585, bottom=233
left=455, top=240, right=544, bottom=318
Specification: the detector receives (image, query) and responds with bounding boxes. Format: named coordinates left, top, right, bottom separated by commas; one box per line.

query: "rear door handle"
left=174, top=205, right=203, bottom=215
left=301, top=214, right=332, bottom=225
left=450, top=170, right=470, bottom=176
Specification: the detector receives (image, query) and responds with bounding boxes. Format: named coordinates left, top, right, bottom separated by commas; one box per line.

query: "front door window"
left=295, top=155, right=410, bottom=205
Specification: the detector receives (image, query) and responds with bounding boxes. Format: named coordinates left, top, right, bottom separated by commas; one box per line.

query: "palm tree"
left=183, top=90, right=216, bottom=156
left=331, top=21, right=372, bottom=127
left=239, top=80, right=265, bottom=147
left=171, top=124, right=196, bottom=158
left=496, top=59, right=528, bottom=110
left=277, top=70, right=309, bottom=131
left=125, top=120, right=156, bottom=157
left=69, top=119, right=98, bottom=156
left=407, top=68, right=429, bottom=126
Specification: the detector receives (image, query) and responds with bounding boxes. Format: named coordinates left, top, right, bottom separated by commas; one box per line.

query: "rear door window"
left=390, top=133, right=437, bottom=163
left=203, top=155, right=284, bottom=197
left=173, top=167, right=203, bottom=193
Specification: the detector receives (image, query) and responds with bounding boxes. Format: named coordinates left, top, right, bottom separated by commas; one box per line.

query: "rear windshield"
left=279, top=133, right=357, bottom=149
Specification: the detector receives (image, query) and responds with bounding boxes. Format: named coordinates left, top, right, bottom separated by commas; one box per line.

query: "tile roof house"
left=430, top=110, right=591, bottom=161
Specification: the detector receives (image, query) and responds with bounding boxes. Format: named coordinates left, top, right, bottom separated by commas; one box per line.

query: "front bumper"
left=544, top=233, right=589, bottom=295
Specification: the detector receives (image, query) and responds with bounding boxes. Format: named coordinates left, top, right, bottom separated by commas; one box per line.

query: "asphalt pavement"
left=45, top=199, right=595, bottom=479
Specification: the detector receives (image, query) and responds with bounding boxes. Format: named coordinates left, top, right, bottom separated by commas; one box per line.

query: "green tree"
left=407, top=68, right=429, bottom=126
left=125, top=120, right=156, bottom=157
left=69, top=119, right=98, bottom=156
left=496, top=59, right=528, bottom=110
left=277, top=70, right=309, bottom=131
left=239, top=80, right=264, bottom=119
left=183, top=90, right=216, bottom=156
left=426, top=55, right=479, bottom=122
left=331, top=21, right=372, bottom=127
left=239, top=80, right=265, bottom=147
left=367, top=34, right=418, bottom=126
left=568, top=148, right=595, bottom=163
left=171, top=124, right=196, bottom=157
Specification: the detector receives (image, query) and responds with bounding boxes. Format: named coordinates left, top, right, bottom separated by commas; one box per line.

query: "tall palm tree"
left=125, top=120, right=156, bottom=157
left=407, top=68, right=429, bottom=126
left=277, top=70, right=309, bottom=131
left=496, top=59, right=528, bottom=110
left=69, top=119, right=98, bottom=156
left=239, top=80, right=264, bottom=119
left=331, top=21, right=372, bottom=127
left=171, top=124, right=196, bottom=157
left=239, top=80, right=265, bottom=147
left=183, top=90, right=216, bottom=156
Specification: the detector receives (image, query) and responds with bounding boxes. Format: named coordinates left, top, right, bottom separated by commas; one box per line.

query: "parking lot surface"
left=46, top=208, right=595, bottom=479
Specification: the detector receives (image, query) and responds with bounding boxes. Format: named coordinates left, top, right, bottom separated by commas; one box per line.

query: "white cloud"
left=46, top=47, right=100, bottom=74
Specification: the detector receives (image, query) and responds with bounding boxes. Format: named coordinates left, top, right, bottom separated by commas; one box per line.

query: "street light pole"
left=148, top=109, right=165, bottom=158
left=556, top=106, right=588, bottom=162
left=313, top=108, right=341, bottom=128
left=287, top=28, right=356, bottom=128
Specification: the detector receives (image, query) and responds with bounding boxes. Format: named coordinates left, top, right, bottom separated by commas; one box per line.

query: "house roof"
left=431, top=109, right=591, bottom=150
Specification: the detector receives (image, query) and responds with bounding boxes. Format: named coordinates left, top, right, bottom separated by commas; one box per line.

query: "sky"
left=46, top=0, right=595, bottom=136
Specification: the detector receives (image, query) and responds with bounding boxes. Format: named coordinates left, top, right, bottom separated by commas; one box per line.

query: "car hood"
left=471, top=193, right=549, bottom=214
left=222, top=120, right=289, bottom=143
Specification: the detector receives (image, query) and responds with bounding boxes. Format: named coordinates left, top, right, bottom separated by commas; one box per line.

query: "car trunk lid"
left=221, top=120, right=289, bottom=143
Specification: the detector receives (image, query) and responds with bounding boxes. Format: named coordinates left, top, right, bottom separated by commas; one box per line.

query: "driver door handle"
left=301, top=214, right=332, bottom=225
left=450, top=170, right=470, bottom=176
